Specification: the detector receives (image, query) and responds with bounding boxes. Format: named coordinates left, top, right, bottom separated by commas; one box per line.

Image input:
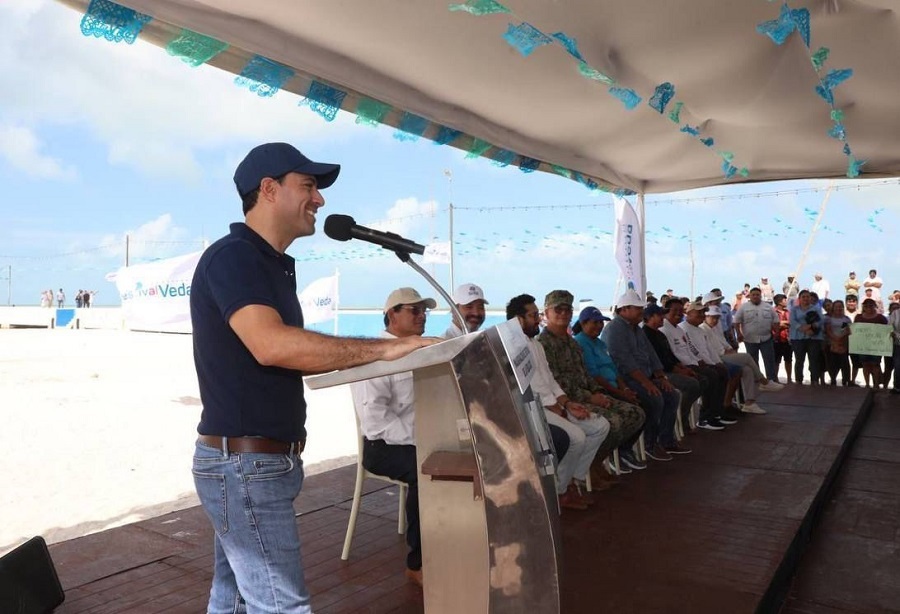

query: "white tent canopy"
left=59, top=0, right=900, bottom=194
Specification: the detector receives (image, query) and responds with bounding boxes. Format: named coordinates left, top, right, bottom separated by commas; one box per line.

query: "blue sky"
left=1, top=0, right=897, bottom=310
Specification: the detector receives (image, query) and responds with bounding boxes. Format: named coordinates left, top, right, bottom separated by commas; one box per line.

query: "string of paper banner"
left=76, top=0, right=863, bottom=199
left=1, top=202, right=889, bottom=270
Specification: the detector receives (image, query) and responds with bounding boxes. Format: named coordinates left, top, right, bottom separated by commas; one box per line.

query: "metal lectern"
left=306, top=326, right=561, bottom=613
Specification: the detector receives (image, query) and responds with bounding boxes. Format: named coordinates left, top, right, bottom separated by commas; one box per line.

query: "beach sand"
left=0, top=328, right=357, bottom=556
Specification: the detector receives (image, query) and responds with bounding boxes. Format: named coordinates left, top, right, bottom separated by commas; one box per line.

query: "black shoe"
left=620, top=450, right=647, bottom=471
left=716, top=415, right=738, bottom=425
left=698, top=419, right=726, bottom=431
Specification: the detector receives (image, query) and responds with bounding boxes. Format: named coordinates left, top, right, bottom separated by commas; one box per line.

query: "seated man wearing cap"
left=600, top=289, right=686, bottom=460
left=506, top=293, right=610, bottom=509
left=642, top=302, right=708, bottom=434
left=537, top=291, right=647, bottom=477
left=444, top=282, right=488, bottom=338
left=661, top=298, right=730, bottom=430
left=678, top=301, right=743, bottom=428
left=701, top=305, right=781, bottom=414
left=350, top=287, right=437, bottom=587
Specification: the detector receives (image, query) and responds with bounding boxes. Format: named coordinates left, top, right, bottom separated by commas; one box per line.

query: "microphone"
left=323, top=214, right=426, bottom=255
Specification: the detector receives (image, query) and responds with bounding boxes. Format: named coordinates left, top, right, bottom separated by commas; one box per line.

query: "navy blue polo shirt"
left=191, top=223, right=306, bottom=442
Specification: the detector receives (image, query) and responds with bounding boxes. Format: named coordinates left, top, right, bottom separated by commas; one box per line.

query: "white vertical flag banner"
left=113, top=251, right=202, bottom=333
left=298, top=275, right=339, bottom=324
left=613, top=196, right=644, bottom=297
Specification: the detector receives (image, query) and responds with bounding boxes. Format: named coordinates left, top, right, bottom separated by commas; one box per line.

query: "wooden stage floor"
left=41, top=384, right=896, bottom=613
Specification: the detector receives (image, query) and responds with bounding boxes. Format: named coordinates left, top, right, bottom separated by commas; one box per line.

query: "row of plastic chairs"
left=341, top=396, right=703, bottom=559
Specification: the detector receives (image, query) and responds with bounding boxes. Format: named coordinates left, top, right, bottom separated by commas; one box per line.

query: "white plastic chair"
left=341, top=414, right=408, bottom=561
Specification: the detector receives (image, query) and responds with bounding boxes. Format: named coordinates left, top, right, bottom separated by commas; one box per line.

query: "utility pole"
left=125, top=234, right=130, bottom=267
left=5, top=265, right=9, bottom=306
left=444, top=169, right=455, bottom=291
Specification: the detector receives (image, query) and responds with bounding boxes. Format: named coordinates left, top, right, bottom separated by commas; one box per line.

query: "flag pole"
left=333, top=268, right=340, bottom=336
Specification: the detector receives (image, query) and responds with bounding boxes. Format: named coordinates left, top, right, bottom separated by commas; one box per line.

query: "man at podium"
left=350, top=287, right=437, bottom=588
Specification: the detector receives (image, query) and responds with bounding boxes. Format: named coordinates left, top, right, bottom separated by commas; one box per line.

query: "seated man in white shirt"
left=701, top=306, right=782, bottom=415
left=678, top=301, right=743, bottom=428
left=507, top=293, right=611, bottom=511
left=443, top=282, right=488, bottom=338
left=350, top=287, right=436, bottom=587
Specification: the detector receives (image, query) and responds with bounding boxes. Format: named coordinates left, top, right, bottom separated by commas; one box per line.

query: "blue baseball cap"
left=577, top=306, right=611, bottom=323
left=233, top=143, right=341, bottom=196
left=643, top=304, right=669, bottom=319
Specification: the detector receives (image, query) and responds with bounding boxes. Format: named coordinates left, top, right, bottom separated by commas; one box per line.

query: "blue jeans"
left=192, top=441, right=310, bottom=614
left=622, top=375, right=679, bottom=448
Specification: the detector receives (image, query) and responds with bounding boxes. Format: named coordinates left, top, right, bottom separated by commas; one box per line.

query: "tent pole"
left=791, top=182, right=834, bottom=299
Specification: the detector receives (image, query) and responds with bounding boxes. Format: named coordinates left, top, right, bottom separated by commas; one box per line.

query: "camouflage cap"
left=544, top=289, right=574, bottom=308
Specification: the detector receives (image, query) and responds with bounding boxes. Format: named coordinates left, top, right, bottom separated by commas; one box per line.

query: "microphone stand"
left=394, top=251, right=465, bottom=332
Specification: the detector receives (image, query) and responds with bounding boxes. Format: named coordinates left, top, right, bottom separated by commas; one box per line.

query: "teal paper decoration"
left=756, top=3, right=810, bottom=47
left=394, top=112, right=429, bottom=141
left=503, top=23, right=553, bottom=57
left=578, top=62, right=616, bottom=85
left=466, top=139, right=493, bottom=158
left=815, top=68, right=853, bottom=104
left=301, top=81, right=347, bottom=122
left=165, top=29, right=228, bottom=66
left=434, top=126, right=462, bottom=145
left=648, top=82, right=675, bottom=114
left=80, top=0, right=152, bottom=44
left=235, top=56, right=294, bottom=97
left=668, top=101, right=684, bottom=123
left=700, top=137, right=715, bottom=147
left=608, top=87, right=641, bottom=110
left=550, top=165, right=573, bottom=179
left=518, top=157, right=541, bottom=173
left=448, top=0, right=510, bottom=15
left=551, top=32, right=584, bottom=61
left=847, top=156, right=865, bottom=178
left=680, top=125, right=700, bottom=136
left=355, top=98, right=391, bottom=126
left=721, top=162, right=738, bottom=179
left=492, top=149, right=517, bottom=166
left=811, top=47, right=830, bottom=71
left=828, top=123, right=846, bottom=140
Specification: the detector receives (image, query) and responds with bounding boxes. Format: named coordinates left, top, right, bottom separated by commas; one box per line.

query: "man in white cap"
left=350, top=287, right=437, bottom=587
left=444, top=282, right=489, bottom=338
left=601, top=289, right=686, bottom=460
left=811, top=273, right=830, bottom=300
left=701, top=305, right=782, bottom=414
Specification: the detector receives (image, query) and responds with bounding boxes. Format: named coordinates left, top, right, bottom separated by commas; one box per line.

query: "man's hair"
left=383, top=305, right=403, bottom=328
left=869, top=269, right=877, bottom=275
left=506, top=293, right=536, bottom=321
left=241, top=174, right=286, bottom=215
left=773, top=293, right=786, bottom=304
left=664, top=297, right=684, bottom=307
left=750, top=287, right=761, bottom=293
left=846, top=294, right=858, bottom=302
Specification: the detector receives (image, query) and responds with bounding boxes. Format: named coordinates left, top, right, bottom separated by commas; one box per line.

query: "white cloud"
left=367, top=197, right=441, bottom=237
left=0, top=124, right=77, bottom=180
left=0, top=1, right=358, bottom=181
left=95, top=213, right=193, bottom=263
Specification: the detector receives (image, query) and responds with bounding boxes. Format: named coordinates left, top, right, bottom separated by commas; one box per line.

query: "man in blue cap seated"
left=190, top=143, right=437, bottom=612
left=642, top=303, right=708, bottom=434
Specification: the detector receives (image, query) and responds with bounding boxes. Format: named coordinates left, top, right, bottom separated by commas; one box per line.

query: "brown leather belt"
left=198, top=435, right=305, bottom=455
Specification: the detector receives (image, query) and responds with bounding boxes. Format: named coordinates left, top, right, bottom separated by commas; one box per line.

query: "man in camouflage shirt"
left=538, top=289, right=647, bottom=475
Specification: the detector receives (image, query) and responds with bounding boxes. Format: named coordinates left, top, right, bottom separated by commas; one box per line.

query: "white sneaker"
left=741, top=402, right=767, bottom=414
left=759, top=381, right=784, bottom=392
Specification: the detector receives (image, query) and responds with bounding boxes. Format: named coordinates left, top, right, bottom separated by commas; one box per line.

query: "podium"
left=307, top=326, right=561, bottom=613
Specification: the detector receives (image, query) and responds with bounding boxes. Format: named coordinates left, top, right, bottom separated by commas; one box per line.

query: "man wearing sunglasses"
left=350, top=287, right=436, bottom=588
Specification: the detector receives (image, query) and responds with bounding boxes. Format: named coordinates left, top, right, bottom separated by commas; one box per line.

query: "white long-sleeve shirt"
left=700, top=322, right=733, bottom=359
left=679, top=321, right=721, bottom=365
left=527, top=337, right=566, bottom=407
left=662, top=319, right=700, bottom=366
left=350, top=331, right=416, bottom=445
